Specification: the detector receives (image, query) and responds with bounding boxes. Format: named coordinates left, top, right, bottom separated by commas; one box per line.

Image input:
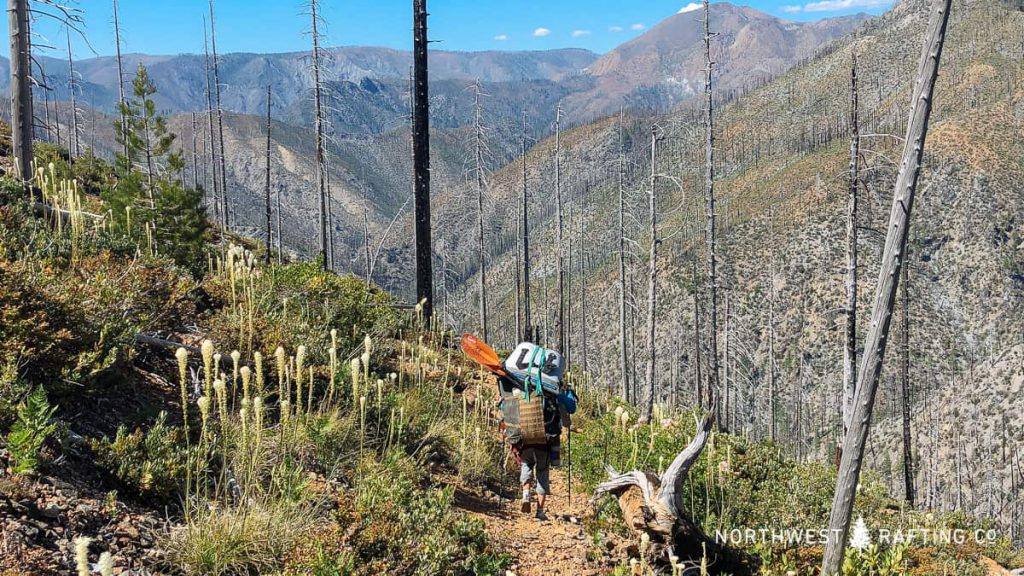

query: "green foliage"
left=103, top=63, right=208, bottom=275
left=204, top=261, right=399, bottom=366
left=151, top=179, right=209, bottom=274
left=842, top=543, right=909, bottom=576
left=166, top=497, right=317, bottom=576
left=0, top=252, right=196, bottom=394
left=306, top=449, right=509, bottom=576
left=32, top=143, right=115, bottom=196
left=91, top=412, right=193, bottom=500
left=116, top=63, right=182, bottom=181
left=0, top=359, right=29, bottom=430
left=5, top=387, right=57, bottom=474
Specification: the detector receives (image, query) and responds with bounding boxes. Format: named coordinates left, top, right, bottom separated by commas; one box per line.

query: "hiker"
left=457, top=335, right=576, bottom=521
left=518, top=383, right=576, bottom=521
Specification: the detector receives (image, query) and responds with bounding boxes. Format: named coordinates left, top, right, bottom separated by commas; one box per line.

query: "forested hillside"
left=2, top=0, right=1023, bottom=574
left=434, top=0, right=1024, bottom=539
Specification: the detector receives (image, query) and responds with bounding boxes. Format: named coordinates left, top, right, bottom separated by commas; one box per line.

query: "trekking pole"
left=567, top=424, right=572, bottom=508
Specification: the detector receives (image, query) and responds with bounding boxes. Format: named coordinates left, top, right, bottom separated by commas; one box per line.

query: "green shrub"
left=320, top=449, right=510, bottom=575
left=5, top=387, right=57, bottom=474
left=203, top=261, right=399, bottom=366
left=91, top=411, right=194, bottom=500
left=0, top=252, right=196, bottom=394
left=0, top=359, right=29, bottom=430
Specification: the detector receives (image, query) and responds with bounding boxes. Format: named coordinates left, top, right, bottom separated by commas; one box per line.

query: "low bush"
left=91, top=411, right=195, bottom=501
left=4, top=387, right=57, bottom=474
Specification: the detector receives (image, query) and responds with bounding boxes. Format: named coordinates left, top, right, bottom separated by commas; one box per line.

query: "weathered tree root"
left=592, top=414, right=758, bottom=575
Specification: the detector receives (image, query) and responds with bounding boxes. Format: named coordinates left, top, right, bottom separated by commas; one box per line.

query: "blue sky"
left=37, top=0, right=893, bottom=59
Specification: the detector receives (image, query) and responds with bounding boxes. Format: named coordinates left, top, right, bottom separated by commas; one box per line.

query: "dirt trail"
left=455, top=465, right=609, bottom=576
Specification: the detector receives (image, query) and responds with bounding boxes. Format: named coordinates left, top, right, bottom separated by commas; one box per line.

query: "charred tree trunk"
left=768, top=267, right=777, bottom=442
left=310, top=0, right=328, bottom=270
left=264, top=86, right=273, bottom=264
left=473, top=81, right=489, bottom=341
left=412, top=0, right=434, bottom=318
left=692, top=259, right=703, bottom=411
left=521, top=110, right=531, bottom=340
left=66, top=31, right=79, bottom=159
left=113, top=0, right=128, bottom=160
left=203, top=20, right=221, bottom=227
left=191, top=112, right=199, bottom=190
left=209, top=0, right=230, bottom=229
left=842, top=54, right=860, bottom=439
left=8, top=0, right=32, bottom=181
left=554, top=103, right=565, bottom=353
left=618, top=108, right=630, bottom=403
left=641, top=126, right=659, bottom=423
left=703, top=0, right=721, bottom=422
left=901, top=246, right=916, bottom=506
left=820, top=0, right=950, bottom=571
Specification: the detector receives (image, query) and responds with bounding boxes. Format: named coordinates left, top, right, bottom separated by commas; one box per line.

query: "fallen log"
left=32, top=201, right=105, bottom=224
left=592, top=414, right=755, bottom=574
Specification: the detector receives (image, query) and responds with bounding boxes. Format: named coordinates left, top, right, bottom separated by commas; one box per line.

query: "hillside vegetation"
left=435, top=0, right=1024, bottom=545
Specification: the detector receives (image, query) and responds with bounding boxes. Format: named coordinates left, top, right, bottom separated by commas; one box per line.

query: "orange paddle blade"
left=460, top=333, right=506, bottom=375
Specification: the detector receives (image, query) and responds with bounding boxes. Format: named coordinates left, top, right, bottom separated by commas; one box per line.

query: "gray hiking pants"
left=519, top=446, right=551, bottom=495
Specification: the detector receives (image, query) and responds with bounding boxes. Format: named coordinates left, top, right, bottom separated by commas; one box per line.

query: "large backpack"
left=503, top=343, right=564, bottom=395
left=497, top=375, right=562, bottom=447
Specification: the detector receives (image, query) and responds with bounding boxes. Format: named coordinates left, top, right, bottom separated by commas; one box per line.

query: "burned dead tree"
left=412, top=0, right=434, bottom=318
left=310, top=0, right=328, bottom=270
left=842, top=54, right=860, bottom=439
left=8, top=0, right=32, bottom=181
left=820, top=0, right=951, bottom=571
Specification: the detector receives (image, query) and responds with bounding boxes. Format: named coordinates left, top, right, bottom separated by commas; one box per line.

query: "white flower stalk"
left=74, top=536, right=91, bottom=576
left=230, top=350, right=241, bottom=396
left=621, top=412, right=631, bottom=430
left=363, top=334, right=373, bottom=357
left=98, top=551, right=114, bottom=576
left=240, top=366, right=252, bottom=405
left=376, top=379, right=383, bottom=414
left=201, top=340, right=214, bottom=396
left=253, top=351, right=264, bottom=394
left=197, top=396, right=211, bottom=442
left=176, top=347, right=190, bottom=431
left=350, top=357, right=361, bottom=402
left=275, top=346, right=286, bottom=403
left=359, top=395, right=367, bottom=452
left=280, top=399, right=291, bottom=425
left=213, top=353, right=222, bottom=387
left=240, top=406, right=249, bottom=445
left=307, top=366, right=315, bottom=414
left=330, top=328, right=337, bottom=350
left=328, top=346, right=338, bottom=402
left=360, top=351, right=370, bottom=386
left=213, top=379, right=227, bottom=426
left=296, top=346, right=306, bottom=414
left=254, top=397, right=264, bottom=435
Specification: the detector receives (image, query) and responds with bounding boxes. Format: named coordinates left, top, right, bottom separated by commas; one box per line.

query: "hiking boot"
left=535, top=508, right=548, bottom=522
left=520, top=499, right=531, bottom=513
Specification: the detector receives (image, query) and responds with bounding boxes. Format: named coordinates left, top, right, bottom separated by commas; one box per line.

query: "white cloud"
left=571, top=29, right=592, bottom=37
left=679, top=2, right=702, bottom=13
left=533, top=27, right=552, bottom=37
left=630, top=23, right=646, bottom=31
left=494, top=34, right=509, bottom=41
left=780, top=4, right=803, bottom=12
left=608, top=25, right=624, bottom=32
left=801, top=0, right=892, bottom=11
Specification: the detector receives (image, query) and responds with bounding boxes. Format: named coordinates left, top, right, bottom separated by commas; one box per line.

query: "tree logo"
left=849, top=516, right=872, bottom=550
